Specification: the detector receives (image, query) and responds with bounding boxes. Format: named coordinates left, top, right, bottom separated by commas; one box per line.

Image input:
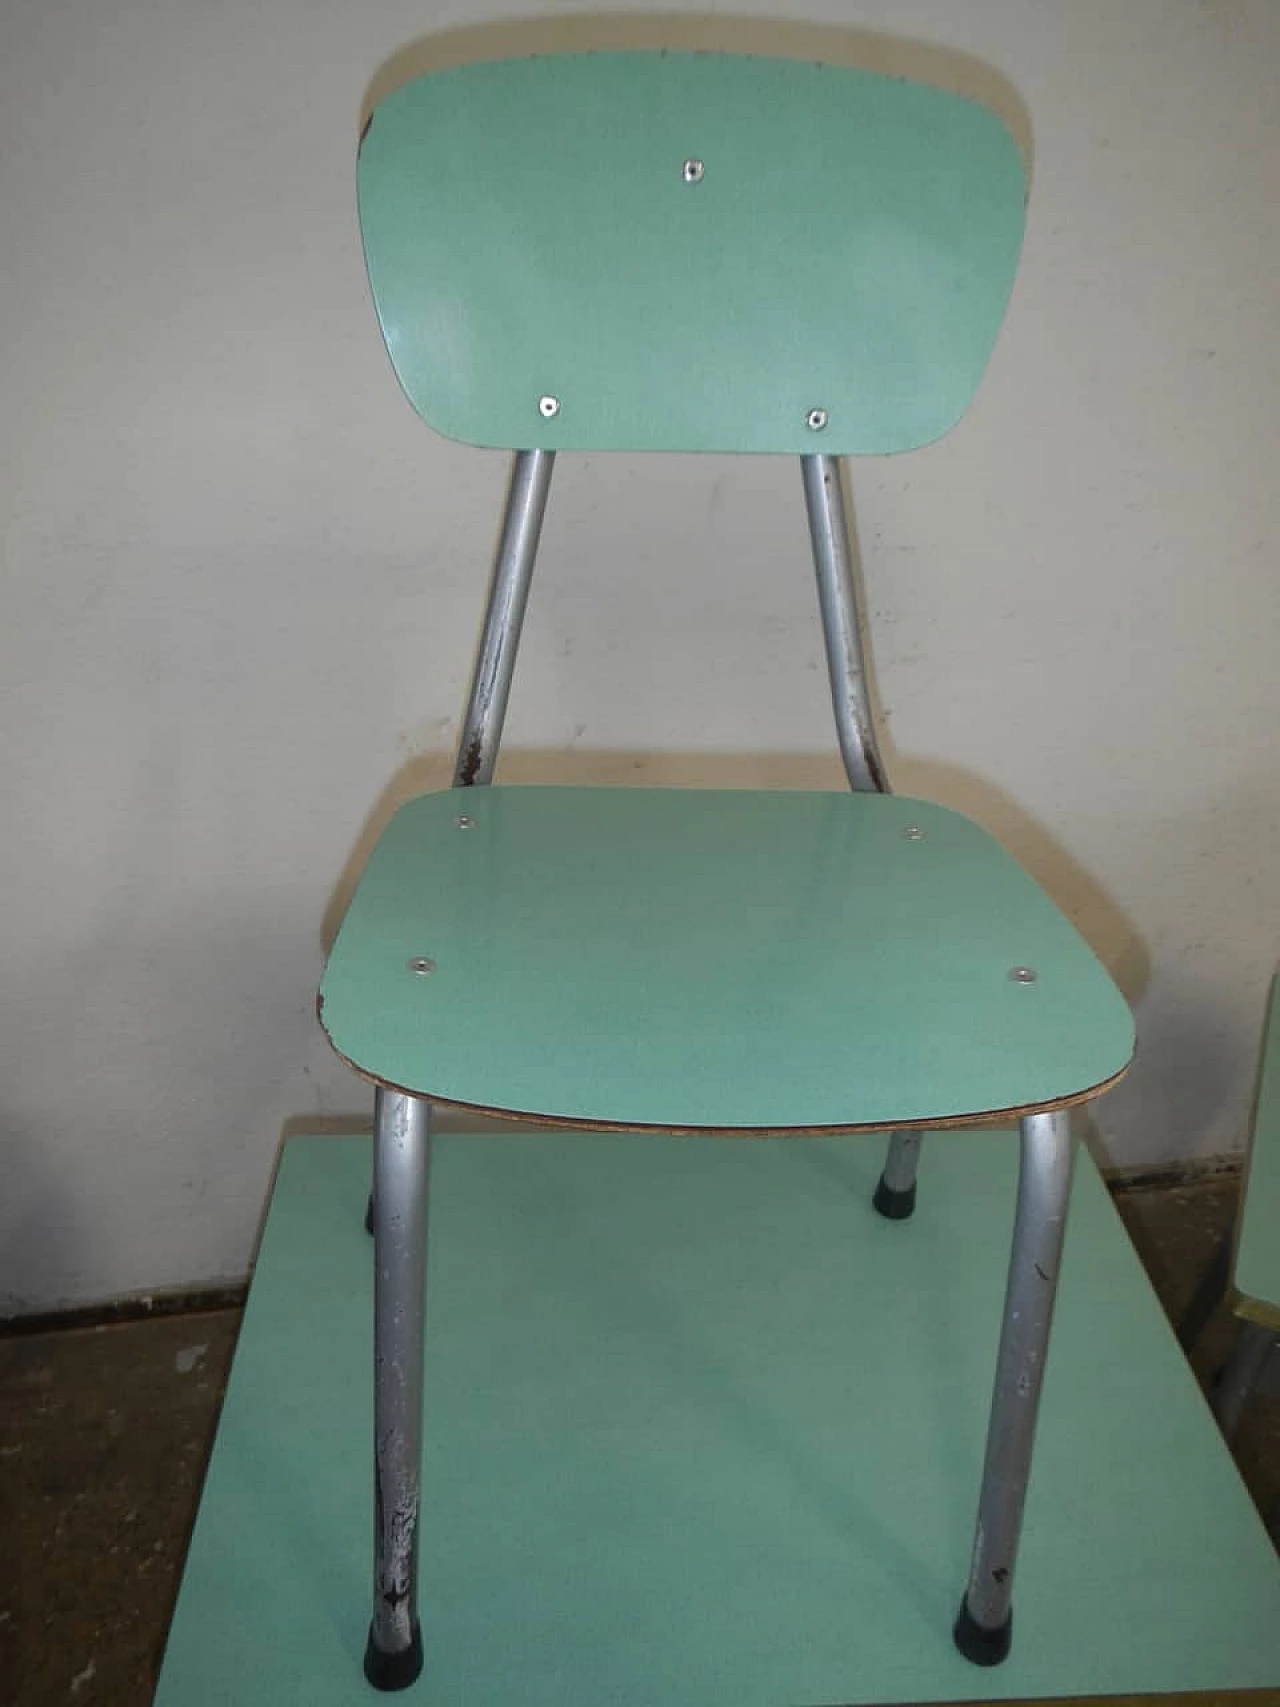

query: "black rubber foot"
left=872, top=1175, right=917, bottom=1221
left=953, top=1598, right=1012, bottom=1667
left=364, top=1193, right=376, bottom=1236
left=363, top=1623, right=423, bottom=1691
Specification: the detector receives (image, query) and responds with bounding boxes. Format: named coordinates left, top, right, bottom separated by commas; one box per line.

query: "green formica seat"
left=316, top=47, right=1135, bottom=1693
left=322, top=788, right=1129, bottom=1134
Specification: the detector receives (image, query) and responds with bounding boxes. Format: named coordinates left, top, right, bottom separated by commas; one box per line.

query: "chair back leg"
left=453, top=448, right=555, bottom=788
left=801, top=455, right=928, bottom=1214
left=873, top=1129, right=923, bottom=1220
left=800, top=454, right=886, bottom=796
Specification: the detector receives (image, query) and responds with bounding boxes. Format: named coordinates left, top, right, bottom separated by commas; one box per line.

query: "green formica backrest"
left=357, top=52, right=1026, bottom=456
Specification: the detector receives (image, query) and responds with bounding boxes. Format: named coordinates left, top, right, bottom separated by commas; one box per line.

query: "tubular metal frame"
left=956, top=1109, right=1075, bottom=1661
left=366, top=451, right=553, bottom=1685
left=800, top=454, right=886, bottom=796
left=453, top=448, right=555, bottom=788
left=365, top=1088, right=432, bottom=1689
left=363, top=453, right=1082, bottom=1685
left=800, top=454, right=921, bottom=1221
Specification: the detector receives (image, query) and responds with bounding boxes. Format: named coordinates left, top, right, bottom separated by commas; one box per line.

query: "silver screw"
left=1009, top=966, right=1038, bottom=984
left=538, top=394, right=560, bottom=419
left=902, top=824, right=926, bottom=841
left=407, top=956, right=435, bottom=976
left=682, top=158, right=704, bottom=183
left=454, top=815, right=475, bottom=830
left=806, top=407, right=829, bottom=431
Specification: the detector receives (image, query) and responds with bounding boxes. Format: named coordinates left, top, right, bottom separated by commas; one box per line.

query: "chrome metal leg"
left=800, top=455, right=888, bottom=794
left=453, top=447, right=554, bottom=788
left=1213, top=1319, right=1274, bottom=1441
left=955, top=1109, right=1074, bottom=1665
left=872, top=1130, right=921, bottom=1220
left=364, top=1089, right=432, bottom=1691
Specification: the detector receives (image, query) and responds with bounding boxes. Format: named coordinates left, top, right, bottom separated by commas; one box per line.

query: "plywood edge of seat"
left=319, top=1005, right=1132, bottom=1137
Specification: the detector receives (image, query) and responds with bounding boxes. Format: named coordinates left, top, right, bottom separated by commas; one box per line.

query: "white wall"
left=2, top=1, right=1277, bottom=1315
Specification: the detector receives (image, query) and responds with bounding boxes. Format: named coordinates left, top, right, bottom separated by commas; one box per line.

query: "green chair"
left=321, top=49, right=1134, bottom=1691
left=1210, top=973, right=1280, bottom=1441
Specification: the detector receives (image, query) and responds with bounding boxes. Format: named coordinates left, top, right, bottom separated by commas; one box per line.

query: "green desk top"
left=1236, top=973, right=1280, bottom=1325
left=358, top=52, right=1025, bottom=454
left=154, top=1131, right=1280, bottom=1705
left=320, top=787, right=1133, bottom=1130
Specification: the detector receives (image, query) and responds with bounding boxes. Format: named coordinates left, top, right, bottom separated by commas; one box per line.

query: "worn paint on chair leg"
left=955, top=1108, right=1074, bottom=1665
left=873, top=1130, right=921, bottom=1219
left=365, top=1089, right=431, bottom=1691
left=452, top=448, right=554, bottom=789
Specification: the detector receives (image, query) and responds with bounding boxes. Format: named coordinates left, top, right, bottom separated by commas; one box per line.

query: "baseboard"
left=1, top=1281, right=249, bottom=1338
left=1103, top=1153, right=1243, bottom=1194
left=3, top=1154, right=1246, bottom=1335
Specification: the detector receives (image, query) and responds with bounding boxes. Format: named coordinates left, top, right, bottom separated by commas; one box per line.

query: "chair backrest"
left=357, top=51, right=1026, bottom=456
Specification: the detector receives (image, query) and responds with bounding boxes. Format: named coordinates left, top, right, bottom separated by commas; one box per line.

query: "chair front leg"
left=955, top=1108, right=1074, bottom=1665
left=364, top=1088, right=432, bottom=1691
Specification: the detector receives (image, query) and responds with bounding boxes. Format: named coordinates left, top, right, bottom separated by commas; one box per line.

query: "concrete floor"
left=1, top=1175, right=1276, bottom=1707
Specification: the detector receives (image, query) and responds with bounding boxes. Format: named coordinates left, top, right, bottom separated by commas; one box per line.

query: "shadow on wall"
left=357, top=13, right=1034, bottom=178
left=0, top=1122, right=91, bottom=1317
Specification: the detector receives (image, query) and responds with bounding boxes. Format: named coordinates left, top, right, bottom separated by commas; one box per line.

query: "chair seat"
left=320, top=786, right=1133, bottom=1132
